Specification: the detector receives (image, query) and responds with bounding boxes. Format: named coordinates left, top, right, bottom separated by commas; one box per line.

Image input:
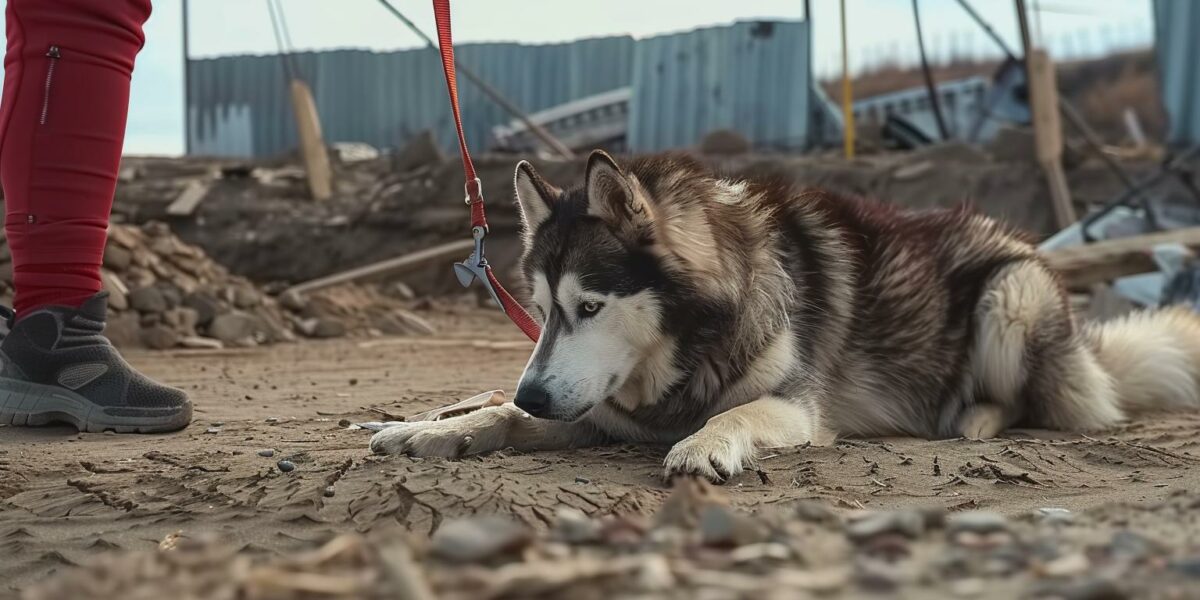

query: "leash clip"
left=463, top=177, right=482, bottom=205
left=453, top=225, right=502, bottom=307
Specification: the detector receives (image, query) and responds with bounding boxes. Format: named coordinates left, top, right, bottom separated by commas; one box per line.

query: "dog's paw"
left=368, top=422, right=475, bottom=458
left=663, top=432, right=747, bottom=484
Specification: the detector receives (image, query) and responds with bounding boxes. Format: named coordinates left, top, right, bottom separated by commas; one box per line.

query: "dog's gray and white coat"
left=371, top=150, right=1200, bottom=482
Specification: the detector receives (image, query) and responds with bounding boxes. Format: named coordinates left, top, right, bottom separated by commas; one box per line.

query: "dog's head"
left=510, top=150, right=698, bottom=421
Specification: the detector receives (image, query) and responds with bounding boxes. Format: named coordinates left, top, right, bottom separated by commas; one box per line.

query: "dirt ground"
left=4, top=305, right=1200, bottom=598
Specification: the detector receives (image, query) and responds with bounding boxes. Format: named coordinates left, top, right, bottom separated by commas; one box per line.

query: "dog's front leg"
left=663, top=395, right=831, bottom=483
left=369, top=404, right=606, bottom=458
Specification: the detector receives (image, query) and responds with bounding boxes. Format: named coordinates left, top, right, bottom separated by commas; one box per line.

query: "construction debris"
left=1043, top=226, right=1200, bottom=290
left=0, top=221, right=435, bottom=349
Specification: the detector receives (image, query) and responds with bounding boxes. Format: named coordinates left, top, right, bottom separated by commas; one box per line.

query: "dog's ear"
left=514, top=160, right=559, bottom=245
left=586, top=150, right=653, bottom=237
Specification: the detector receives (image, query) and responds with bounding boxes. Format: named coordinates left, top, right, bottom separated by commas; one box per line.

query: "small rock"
left=139, top=324, right=180, bottom=350
left=1040, top=553, right=1090, bottom=578
left=1170, top=557, right=1200, bottom=578
left=276, top=460, right=296, bottom=473
left=1037, top=507, right=1074, bottom=525
left=204, top=427, right=221, bottom=434
left=698, top=504, right=768, bottom=547
left=257, top=449, right=275, bottom=458
left=208, top=311, right=267, bottom=345
left=299, top=317, right=346, bottom=339
left=574, top=476, right=590, bottom=484
left=1029, top=579, right=1127, bottom=600
left=231, top=285, right=260, bottom=309
left=348, top=378, right=358, bottom=386
left=103, top=313, right=143, bottom=348
left=553, top=508, right=600, bottom=544
left=157, top=284, right=182, bottom=310
left=1111, top=530, right=1160, bottom=562
left=948, top=511, right=1008, bottom=534
left=323, top=486, right=336, bottom=498
left=179, top=336, right=223, bottom=349
left=430, top=516, right=531, bottom=562
left=278, top=290, right=307, bottom=312
left=391, top=282, right=416, bottom=301
left=266, top=417, right=280, bottom=424
left=211, top=422, right=224, bottom=427
left=103, top=245, right=133, bottom=271
left=183, top=291, right=222, bottom=326
left=792, top=499, right=840, bottom=525
left=847, top=510, right=926, bottom=542
left=129, top=286, right=167, bottom=314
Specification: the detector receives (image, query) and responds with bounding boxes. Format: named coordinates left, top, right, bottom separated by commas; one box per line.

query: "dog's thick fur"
left=371, top=151, right=1200, bottom=482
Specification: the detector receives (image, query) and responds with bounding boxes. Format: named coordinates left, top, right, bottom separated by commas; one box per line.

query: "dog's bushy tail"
left=1085, top=306, right=1200, bottom=413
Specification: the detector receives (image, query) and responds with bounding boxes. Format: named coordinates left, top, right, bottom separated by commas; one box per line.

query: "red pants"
left=0, top=0, right=150, bottom=317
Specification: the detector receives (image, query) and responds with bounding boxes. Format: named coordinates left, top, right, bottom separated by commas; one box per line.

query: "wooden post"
left=1017, top=1, right=1075, bottom=229
left=288, top=79, right=333, bottom=201
left=839, top=0, right=855, bottom=159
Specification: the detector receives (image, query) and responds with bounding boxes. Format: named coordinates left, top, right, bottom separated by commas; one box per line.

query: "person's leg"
left=1, top=0, right=148, bottom=314
left=0, top=0, right=191, bottom=433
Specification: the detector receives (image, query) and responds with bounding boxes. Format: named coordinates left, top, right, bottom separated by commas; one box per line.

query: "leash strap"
left=431, top=0, right=541, bottom=341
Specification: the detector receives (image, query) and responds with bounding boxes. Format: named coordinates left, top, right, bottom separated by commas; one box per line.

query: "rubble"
left=24, top=478, right=1200, bottom=600
left=0, top=221, right=435, bottom=349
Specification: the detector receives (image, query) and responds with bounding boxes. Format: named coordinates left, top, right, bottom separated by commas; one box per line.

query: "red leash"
left=431, top=0, right=541, bottom=342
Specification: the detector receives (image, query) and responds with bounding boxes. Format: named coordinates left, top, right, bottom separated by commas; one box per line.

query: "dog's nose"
left=514, top=384, right=552, bottom=418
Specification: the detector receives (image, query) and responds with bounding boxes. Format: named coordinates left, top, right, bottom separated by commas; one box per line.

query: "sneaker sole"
left=0, top=377, right=192, bottom=433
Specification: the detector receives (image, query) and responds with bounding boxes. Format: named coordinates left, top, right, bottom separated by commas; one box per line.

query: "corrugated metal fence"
left=188, top=36, right=635, bottom=157
left=629, top=21, right=810, bottom=152
left=1154, top=0, right=1200, bottom=146
left=186, top=20, right=811, bottom=157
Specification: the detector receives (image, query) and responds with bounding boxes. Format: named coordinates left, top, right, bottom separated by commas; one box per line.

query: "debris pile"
left=0, top=222, right=434, bottom=349
left=24, top=478, right=1200, bottom=599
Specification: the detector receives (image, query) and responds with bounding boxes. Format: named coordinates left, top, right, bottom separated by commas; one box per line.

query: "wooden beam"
left=166, top=180, right=209, bottom=216
left=289, top=79, right=333, bottom=201
left=1026, top=49, right=1076, bottom=229
left=1042, top=226, right=1200, bottom=290
left=282, top=239, right=474, bottom=297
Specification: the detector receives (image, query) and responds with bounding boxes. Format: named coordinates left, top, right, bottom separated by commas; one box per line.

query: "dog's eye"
left=579, top=301, right=603, bottom=317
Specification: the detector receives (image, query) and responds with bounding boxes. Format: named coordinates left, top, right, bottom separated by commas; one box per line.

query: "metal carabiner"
left=452, top=225, right=502, bottom=307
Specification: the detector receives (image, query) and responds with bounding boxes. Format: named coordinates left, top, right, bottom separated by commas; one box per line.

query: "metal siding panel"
left=628, top=20, right=810, bottom=152
left=184, top=24, right=812, bottom=157
left=1155, top=0, right=1200, bottom=145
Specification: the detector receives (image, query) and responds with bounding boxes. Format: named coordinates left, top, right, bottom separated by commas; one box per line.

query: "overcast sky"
left=1, top=0, right=1156, bottom=155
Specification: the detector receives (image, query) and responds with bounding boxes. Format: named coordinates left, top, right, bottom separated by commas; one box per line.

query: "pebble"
left=265, top=417, right=279, bottom=424
left=1169, top=557, right=1200, bottom=578
left=257, top=449, right=275, bottom=458
left=323, top=486, right=336, bottom=498
left=1110, top=530, right=1157, bottom=562
left=276, top=460, right=296, bottom=473
left=574, top=476, right=590, bottom=484
left=948, top=511, right=1008, bottom=534
left=1040, top=552, right=1091, bottom=577
left=1037, top=507, right=1074, bottom=525
left=204, top=427, right=221, bottom=434
left=211, top=422, right=225, bottom=427
left=847, top=510, right=925, bottom=542
left=430, top=516, right=531, bottom=562
left=552, top=508, right=601, bottom=544
left=1030, top=579, right=1127, bottom=600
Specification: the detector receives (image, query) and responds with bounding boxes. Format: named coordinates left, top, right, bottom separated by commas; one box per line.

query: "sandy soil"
left=3, top=305, right=1200, bottom=598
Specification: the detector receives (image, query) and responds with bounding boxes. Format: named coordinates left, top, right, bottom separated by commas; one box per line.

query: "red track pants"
left=0, top=0, right=150, bottom=317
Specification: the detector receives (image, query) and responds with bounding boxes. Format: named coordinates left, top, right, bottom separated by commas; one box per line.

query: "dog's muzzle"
left=513, top=383, right=552, bottom=418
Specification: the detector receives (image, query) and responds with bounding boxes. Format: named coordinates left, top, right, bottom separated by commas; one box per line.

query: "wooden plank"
left=282, top=239, right=475, bottom=297
left=1042, top=226, right=1200, bottom=290
left=1026, top=49, right=1076, bottom=229
left=166, top=180, right=210, bottom=216
left=289, top=79, right=333, bottom=201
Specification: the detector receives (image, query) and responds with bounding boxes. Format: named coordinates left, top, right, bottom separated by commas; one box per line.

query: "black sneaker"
left=0, top=292, right=192, bottom=433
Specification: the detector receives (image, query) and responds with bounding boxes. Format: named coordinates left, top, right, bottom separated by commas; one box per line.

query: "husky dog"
left=371, top=150, right=1200, bottom=482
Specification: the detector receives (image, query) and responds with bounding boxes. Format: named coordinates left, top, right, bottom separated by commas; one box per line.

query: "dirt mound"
left=0, top=222, right=431, bottom=349
left=23, top=476, right=1200, bottom=600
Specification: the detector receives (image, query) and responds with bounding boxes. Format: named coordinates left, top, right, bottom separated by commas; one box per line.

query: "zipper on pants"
left=40, top=45, right=60, bottom=125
